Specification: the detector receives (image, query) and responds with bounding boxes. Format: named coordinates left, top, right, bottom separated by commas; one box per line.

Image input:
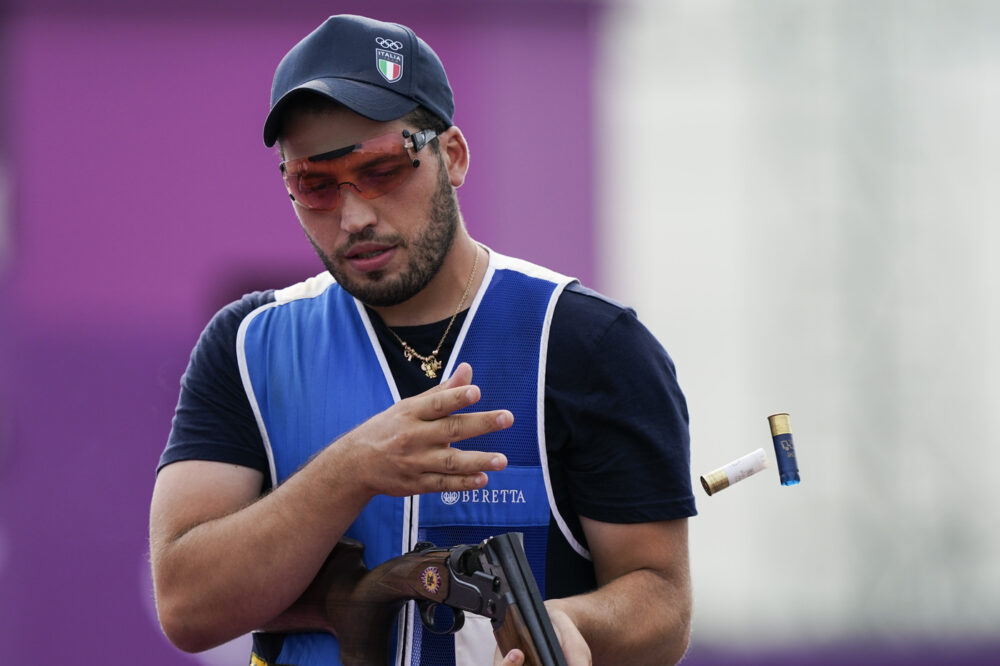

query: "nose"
left=336, top=184, right=377, bottom=235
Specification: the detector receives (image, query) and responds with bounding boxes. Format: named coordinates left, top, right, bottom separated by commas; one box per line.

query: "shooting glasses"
left=280, top=128, right=438, bottom=211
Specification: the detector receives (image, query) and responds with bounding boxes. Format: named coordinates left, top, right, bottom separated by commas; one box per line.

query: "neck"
left=370, top=236, right=486, bottom=327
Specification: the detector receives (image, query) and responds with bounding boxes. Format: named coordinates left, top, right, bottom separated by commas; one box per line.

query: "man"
left=149, top=14, right=695, bottom=666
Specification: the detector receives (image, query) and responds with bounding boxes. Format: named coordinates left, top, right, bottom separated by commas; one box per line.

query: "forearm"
left=150, top=443, right=371, bottom=652
left=151, top=363, right=513, bottom=652
left=551, top=568, right=692, bottom=666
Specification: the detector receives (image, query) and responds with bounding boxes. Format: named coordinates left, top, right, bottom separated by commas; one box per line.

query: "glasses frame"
left=279, top=128, right=439, bottom=211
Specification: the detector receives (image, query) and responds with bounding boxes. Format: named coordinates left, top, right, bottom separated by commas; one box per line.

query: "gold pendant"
left=421, top=357, right=442, bottom=379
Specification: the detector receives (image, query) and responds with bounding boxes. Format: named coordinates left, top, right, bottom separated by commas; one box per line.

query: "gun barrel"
left=488, top=533, right=568, bottom=666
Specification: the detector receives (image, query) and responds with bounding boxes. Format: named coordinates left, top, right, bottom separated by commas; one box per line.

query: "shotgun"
left=262, top=532, right=568, bottom=666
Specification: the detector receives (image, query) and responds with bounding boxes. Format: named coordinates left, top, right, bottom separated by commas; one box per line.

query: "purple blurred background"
left=0, top=1, right=598, bottom=662
left=0, top=0, right=996, bottom=663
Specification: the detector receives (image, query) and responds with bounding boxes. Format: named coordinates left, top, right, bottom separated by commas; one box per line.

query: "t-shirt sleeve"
left=546, top=286, right=696, bottom=524
left=157, top=291, right=276, bottom=476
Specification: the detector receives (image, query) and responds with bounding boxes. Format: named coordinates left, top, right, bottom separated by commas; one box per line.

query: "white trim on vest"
left=237, top=300, right=281, bottom=488
left=238, top=271, right=337, bottom=488
left=238, top=252, right=593, bottom=665
left=474, top=249, right=592, bottom=562
left=274, top=271, right=335, bottom=303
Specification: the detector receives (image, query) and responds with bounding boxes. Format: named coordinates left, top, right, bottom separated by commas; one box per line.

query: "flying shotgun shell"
left=700, top=448, right=768, bottom=496
left=768, top=413, right=800, bottom=486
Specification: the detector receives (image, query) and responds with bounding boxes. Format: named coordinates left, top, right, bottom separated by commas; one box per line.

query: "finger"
left=415, top=384, right=482, bottom=421
left=417, top=449, right=510, bottom=492
left=501, top=649, right=525, bottom=666
left=448, top=361, right=473, bottom=386
left=427, top=362, right=472, bottom=394
left=433, top=447, right=508, bottom=476
left=420, top=471, right=489, bottom=493
left=438, top=409, right=514, bottom=444
left=562, top=639, right=593, bottom=666
left=546, top=607, right=592, bottom=666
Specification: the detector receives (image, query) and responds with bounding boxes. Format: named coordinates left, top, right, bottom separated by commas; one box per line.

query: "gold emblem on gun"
left=421, top=566, right=442, bottom=594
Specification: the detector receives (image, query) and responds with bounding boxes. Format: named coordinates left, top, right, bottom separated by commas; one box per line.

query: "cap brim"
left=263, top=78, right=419, bottom=146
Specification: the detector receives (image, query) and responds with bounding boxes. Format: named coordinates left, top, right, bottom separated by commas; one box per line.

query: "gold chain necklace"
left=388, top=247, right=480, bottom=379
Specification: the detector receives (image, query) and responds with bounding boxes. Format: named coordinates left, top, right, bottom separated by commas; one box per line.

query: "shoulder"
left=486, top=250, right=637, bottom=341
left=272, top=272, right=337, bottom=304
left=544, top=282, right=695, bottom=524
left=183, top=290, right=277, bottom=382
left=547, top=282, right=685, bottom=426
left=210, top=272, right=338, bottom=345
left=221, top=290, right=278, bottom=321
left=196, top=290, right=278, bottom=352
left=161, top=290, right=278, bottom=476
left=555, top=282, right=632, bottom=325
left=552, top=283, right=672, bottom=365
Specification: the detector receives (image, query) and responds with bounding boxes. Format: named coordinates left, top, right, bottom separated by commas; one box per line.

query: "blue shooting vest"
left=238, top=252, right=575, bottom=666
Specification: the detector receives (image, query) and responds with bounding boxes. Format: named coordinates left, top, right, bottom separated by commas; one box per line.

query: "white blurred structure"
left=596, top=0, right=1000, bottom=646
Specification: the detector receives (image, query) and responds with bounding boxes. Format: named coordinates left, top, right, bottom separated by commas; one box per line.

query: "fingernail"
left=465, top=387, right=476, bottom=401
left=496, top=412, right=512, bottom=427
left=491, top=456, right=505, bottom=469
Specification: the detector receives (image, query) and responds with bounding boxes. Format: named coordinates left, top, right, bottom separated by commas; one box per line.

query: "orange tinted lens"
left=284, top=170, right=340, bottom=210
left=281, top=132, right=415, bottom=210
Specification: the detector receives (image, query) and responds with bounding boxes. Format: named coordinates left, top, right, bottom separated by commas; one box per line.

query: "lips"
left=344, top=242, right=397, bottom=273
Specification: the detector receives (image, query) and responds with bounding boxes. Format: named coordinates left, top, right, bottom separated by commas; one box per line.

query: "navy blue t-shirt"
left=159, top=281, right=695, bottom=598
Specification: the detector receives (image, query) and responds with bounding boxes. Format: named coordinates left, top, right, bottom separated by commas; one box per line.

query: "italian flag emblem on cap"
left=376, top=49, right=404, bottom=83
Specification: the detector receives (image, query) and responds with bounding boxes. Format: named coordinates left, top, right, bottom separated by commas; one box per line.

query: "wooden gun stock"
left=263, top=534, right=567, bottom=666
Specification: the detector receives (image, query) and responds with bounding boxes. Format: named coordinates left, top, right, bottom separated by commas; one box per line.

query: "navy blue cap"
left=263, top=15, right=455, bottom=147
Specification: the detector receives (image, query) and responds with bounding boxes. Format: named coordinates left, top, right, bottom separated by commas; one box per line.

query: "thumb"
left=497, top=648, right=524, bottom=666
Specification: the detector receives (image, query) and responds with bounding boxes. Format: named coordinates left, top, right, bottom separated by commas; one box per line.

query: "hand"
left=339, top=362, right=513, bottom=498
left=493, top=601, right=592, bottom=666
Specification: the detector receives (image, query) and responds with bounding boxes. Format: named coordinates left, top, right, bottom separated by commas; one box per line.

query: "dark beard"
left=309, top=159, right=460, bottom=307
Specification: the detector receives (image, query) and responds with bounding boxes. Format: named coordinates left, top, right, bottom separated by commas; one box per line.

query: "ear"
left=438, top=126, right=470, bottom=188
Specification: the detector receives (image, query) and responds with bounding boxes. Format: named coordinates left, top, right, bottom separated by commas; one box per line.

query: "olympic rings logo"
left=375, top=37, right=403, bottom=50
